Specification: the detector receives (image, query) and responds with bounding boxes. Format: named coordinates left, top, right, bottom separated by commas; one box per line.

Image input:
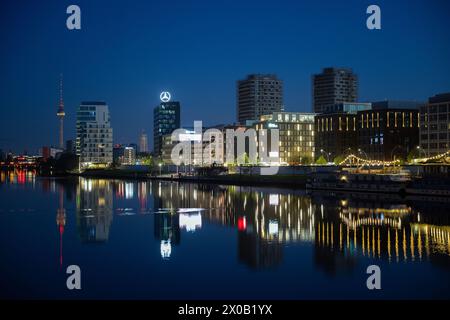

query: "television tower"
left=57, top=74, right=65, bottom=149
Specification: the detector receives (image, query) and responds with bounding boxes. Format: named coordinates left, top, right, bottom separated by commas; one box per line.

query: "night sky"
left=1, top=0, right=450, bottom=154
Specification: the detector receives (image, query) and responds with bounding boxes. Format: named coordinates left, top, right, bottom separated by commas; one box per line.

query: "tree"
left=333, top=155, right=345, bottom=165
left=315, top=155, right=327, bottom=165
left=300, top=155, right=312, bottom=165
left=407, top=150, right=420, bottom=163
left=141, top=155, right=154, bottom=166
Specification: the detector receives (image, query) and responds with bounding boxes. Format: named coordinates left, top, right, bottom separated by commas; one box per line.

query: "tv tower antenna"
left=57, top=74, right=65, bottom=149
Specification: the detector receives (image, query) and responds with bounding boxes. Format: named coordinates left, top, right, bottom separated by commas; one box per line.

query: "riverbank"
left=49, top=168, right=450, bottom=199
left=73, top=169, right=308, bottom=188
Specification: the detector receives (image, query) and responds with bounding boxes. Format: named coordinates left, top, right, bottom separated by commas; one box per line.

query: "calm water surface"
left=1, top=170, right=450, bottom=299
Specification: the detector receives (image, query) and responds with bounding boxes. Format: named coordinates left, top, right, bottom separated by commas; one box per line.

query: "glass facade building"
left=153, top=102, right=180, bottom=157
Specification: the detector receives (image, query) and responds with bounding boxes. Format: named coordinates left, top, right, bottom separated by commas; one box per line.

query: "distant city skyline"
left=1, top=0, right=450, bottom=153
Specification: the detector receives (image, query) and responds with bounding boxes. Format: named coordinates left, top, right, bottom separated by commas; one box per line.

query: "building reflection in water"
left=56, top=183, right=66, bottom=267
left=0, top=169, right=36, bottom=186
left=154, top=210, right=180, bottom=259
left=76, top=178, right=113, bottom=243
left=64, top=178, right=450, bottom=271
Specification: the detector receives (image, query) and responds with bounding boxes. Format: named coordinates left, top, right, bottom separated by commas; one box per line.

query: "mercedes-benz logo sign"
left=160, top=91, right=171, bottom=103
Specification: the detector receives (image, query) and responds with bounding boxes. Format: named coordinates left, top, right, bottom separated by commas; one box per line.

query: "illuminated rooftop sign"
left=160, top=91, right=171, bottom=103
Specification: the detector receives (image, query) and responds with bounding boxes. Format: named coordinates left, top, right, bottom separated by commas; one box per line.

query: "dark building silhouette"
left=237, top=74, right=283, bottom=124
left=313, top=68, right=358, bottom=114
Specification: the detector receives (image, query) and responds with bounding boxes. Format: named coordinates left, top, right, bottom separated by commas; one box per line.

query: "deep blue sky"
left=1, top=0, right=449, bottom=153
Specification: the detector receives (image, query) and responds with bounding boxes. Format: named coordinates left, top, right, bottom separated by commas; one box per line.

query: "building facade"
left=254, top=112, right=315, bottom=165
left=312, top=68, right=358, bottom=114
left=357, top=101, right=421, bottom=161
left=76, top=101, right=113, bottom=166
left=123, top=146, right=136, bottom=165
left=315, top=103, right=372, bottom=161
left=153, top=101, right=180, bottom=157
left=237, top=74, right=283, bottom=124
left=420, top=93, right=450, bottom=156
left=161, top=126, right=224, bottom=166
left=113, top=144, right=124, bottom=165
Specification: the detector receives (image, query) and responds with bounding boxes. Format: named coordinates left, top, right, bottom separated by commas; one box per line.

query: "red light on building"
left=238, top=216, right=247, bottom=231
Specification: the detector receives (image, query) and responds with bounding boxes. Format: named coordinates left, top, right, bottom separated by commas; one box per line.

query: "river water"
left=1, top=170, right=449, bottom=299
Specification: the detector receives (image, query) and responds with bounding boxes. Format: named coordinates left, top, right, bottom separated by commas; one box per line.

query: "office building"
left=254, top=112, right=315, bottom=164
left=313, top=68, right=358, bottom=114
left=153, top=97, right=180, bottom=157
left=357, top=100, right=421, bottom=161
left=161, top=126, right=224, bottom=166
left=315, top=102, right=372, bottom=161
left=113, top=144, right=124, bottom=165
left=237, top=74, right=283, bottom=124
left=123, top=146, right=136, bottom=165
left=76, top=101, right=113, bottom=166
left=420, top=93, right=450, bottom=156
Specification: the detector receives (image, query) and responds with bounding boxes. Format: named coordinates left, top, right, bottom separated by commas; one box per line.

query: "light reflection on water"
left=1, top=169, right=450, bottom=299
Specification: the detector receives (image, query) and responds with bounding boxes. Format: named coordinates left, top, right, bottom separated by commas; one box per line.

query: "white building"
left=76, top=101, right=113, bottom=167
left=139, top=131, right=149, bottom=153
left=123, top=146, right=136, bottom=165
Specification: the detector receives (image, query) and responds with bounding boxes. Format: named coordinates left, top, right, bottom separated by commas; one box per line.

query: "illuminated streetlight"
left=319, top=149, right=331, bottom=163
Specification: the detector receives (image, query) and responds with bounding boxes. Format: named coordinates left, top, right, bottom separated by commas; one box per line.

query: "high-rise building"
left=139, top=130, right=149, bottom=153
left=312, top=68, right=358, bottom=114
left=153, top=93, right=180, bottom=157
left=76, top=101, right=113, bottom=167
left=420, top=93, right=450, bottom=156
left=254, top=112, right=315, bottom=165
left=237, top=74, right=283, bottom=124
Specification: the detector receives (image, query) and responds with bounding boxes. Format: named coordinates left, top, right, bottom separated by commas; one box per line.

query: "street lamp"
left=358, top=148, right=369, bottom=170
left=416, top=145, right=427, bottom=158
left=158, top=162, right=162, bottom=176
left=319, top=149, right=331, bottom=163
